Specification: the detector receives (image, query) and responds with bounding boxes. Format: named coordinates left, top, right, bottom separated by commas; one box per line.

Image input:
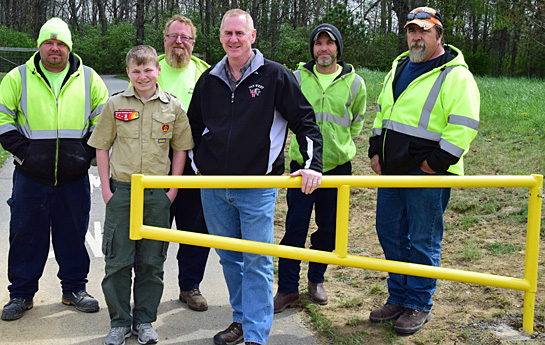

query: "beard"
left=316, top=53, right=335, bottom=67
left=165, top=46, right=190, bottom=69
left=409, top=41, right=427, bottom=63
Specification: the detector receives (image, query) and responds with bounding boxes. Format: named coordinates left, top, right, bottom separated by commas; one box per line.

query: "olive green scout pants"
left=101, top=179, right=170, bottom=327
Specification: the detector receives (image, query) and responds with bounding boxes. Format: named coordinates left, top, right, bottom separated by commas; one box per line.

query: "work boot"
left=308, top=281, right=328, bottom=305
left=104, top=327, right=131, bottom=345
left=1, top=298, right=33, bottom=321
left=133, top=323, right=158, bottom=344
left=62, top=290, right=99, bottom=312
left=394, top=308, right=431, bottom=334
left=179, top=289, right=208, bottom=311
left=369, top=303, right=404, bottom=323
left=214, top=322, right=243, bottom=345
left=273, top=292, right=299, bottom=313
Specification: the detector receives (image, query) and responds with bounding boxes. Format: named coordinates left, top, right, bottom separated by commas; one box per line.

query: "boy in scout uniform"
left=88, top=45, right=193, bottom=345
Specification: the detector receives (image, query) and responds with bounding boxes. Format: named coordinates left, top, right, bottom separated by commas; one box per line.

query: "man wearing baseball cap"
left=368, top=7, right=480, bottom=333
left=274, top=23, right=366, bottom=313
left=0, top=17, right=108, bottom=321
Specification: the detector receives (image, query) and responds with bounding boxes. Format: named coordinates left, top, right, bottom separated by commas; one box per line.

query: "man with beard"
left=274, top=23, right=366, bottom=313
left=158, top=14, right=211, bottom=312
left=368, top=7, right=480, bottom=334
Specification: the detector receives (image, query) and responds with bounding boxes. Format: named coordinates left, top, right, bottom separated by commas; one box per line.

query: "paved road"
left=0, top=75, right=318, bottom=344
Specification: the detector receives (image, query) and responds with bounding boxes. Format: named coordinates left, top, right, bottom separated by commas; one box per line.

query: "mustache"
left=411, top=41, right=425, bottom=49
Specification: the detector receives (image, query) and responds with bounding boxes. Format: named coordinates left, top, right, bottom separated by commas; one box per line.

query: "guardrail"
left=130, top=174, right=543, bottom=334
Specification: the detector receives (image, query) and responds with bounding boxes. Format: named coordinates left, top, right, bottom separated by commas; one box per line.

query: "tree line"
left=1, top=0, right=544, bottom=77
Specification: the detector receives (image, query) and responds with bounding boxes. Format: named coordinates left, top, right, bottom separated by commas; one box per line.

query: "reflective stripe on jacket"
left=290, top=61, right=366, bottom=172
left=370, top=45, right=480, bottom=176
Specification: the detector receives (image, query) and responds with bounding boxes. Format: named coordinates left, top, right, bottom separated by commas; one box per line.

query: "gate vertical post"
left=130, top=174, right=145, bottom=240
left=335, top=185, right=351, bottom=258
left=522, top=174, right=543, bottom=334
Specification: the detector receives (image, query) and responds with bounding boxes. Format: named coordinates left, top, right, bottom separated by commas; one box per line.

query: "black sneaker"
left=62, top=290, right=99, bottom=312
left=1, top=298, right=33, bottom=321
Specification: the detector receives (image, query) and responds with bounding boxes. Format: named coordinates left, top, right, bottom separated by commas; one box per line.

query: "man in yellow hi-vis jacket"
left=0, top=17, right=108, bottom=321
left=368, top=7, right=480, bottom=334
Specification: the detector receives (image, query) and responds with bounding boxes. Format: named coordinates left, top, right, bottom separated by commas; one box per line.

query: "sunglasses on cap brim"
left=407, top=11, right=442, bottom=24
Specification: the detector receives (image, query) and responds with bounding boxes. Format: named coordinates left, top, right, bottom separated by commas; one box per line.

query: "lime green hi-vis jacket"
left=289, top=61, right=366, bottom=173
left=0, top=51, right=109, bottom=185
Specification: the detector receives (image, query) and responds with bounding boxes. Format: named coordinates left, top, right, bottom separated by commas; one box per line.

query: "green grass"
left=484, top=241, right=522, bottom=256
left=458, top=237, right=483, bottom=261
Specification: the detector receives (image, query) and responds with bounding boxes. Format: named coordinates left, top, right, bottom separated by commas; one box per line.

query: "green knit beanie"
left=37, top=18, right=73, bottom=51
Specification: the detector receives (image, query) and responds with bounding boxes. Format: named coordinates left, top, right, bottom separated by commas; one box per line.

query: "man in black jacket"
left=187, top=9, right=323, bottom=345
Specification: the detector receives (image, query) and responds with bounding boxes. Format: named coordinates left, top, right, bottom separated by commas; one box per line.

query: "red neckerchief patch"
left=114, top=110, right=139, bottom=121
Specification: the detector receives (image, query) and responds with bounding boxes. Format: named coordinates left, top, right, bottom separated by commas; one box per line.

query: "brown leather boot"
left=369, top=303, right=404, bottom=323
left=308, top=281, right=328, bottom=305
left=213, top=322, right=243, bottom=345
left=273, top=292, right=299, bottom=313
left=180, top=289, right=208, bottom=311
left=394, top=308, right=431, bottom=334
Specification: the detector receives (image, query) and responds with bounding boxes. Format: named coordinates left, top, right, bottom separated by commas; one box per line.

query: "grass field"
left=271, top=69, right=545, bottom=344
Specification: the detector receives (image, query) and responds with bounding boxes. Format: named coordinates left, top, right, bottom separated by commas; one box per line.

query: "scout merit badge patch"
left=158, top=124, right=169, bottom=144
left=114, top=110, right=139, bottom=121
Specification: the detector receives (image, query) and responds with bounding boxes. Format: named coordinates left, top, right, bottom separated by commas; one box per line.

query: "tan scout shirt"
left=88, top=84, right=194, bottom=182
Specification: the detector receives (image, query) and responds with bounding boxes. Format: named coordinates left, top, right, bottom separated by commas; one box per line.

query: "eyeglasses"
left=407, top=10, right=442, bottom=23
left=165, top=34, right=194, bottom=42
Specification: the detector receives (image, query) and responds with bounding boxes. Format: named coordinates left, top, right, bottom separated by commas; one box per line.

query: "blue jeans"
left=278, top=161, right=352, bottom=293
left=376, top=169, right=450, bottom=312
left=201, top=188, right=277, bottom=345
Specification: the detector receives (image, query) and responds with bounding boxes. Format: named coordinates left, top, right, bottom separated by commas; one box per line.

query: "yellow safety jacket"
left=290, top=61, right=366, bottom=172
left=0, top=52, right=109, bottom=185
left=369, top=45, right=480, bottom=175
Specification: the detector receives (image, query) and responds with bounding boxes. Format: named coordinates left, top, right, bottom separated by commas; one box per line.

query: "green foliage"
left=72, top=22, right=135, bottom=73
left=0, top=25, right=35, bottom=48
left=464, top=47, right=493, bottom=76
left=261, top=24, right=311, bottom=69
left=0, top=145, right=8, bottom=166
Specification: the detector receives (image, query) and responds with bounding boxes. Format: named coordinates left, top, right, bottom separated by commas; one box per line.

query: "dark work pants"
left=170, top=187, right=210, bottom=291
left=277, top=161, right=352, bottom=294
left=7, top=170, right=91, bottom=299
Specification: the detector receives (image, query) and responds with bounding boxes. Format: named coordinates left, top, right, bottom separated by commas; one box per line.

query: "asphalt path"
left=0, top=75, right=318, bottom=344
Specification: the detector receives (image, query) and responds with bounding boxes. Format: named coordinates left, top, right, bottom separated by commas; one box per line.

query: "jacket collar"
left=210, top=49, right=265, bottom=87
left=301, top=60, right=352, bottom=80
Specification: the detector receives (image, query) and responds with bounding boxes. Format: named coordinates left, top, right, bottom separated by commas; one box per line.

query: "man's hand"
left=290, top=169, right=322, bottom=194
left=420, top=160, right=436, bottom=174
left=166, top=188, right=178, bottom=203
left=101, top=188, right=114, bottom=204
left=370, top=154, right=382, bottom=175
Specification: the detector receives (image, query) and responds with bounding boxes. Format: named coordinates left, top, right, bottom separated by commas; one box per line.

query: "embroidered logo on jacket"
left=248, top=84, right=264, bottom=98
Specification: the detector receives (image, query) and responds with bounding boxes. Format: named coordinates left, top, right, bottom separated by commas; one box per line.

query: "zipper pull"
left=231, top=92, right=235, bottom=104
